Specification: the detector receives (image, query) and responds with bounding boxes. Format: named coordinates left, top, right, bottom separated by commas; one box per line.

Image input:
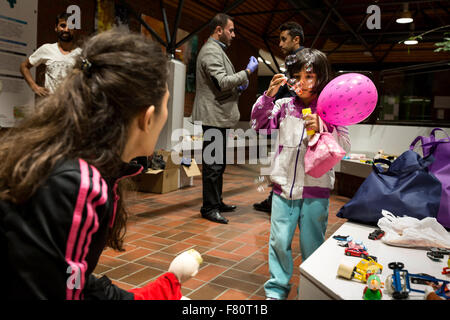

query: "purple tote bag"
left=410, top=128, right=450, bottom=228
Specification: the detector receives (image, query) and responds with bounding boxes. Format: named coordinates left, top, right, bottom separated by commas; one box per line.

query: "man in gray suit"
left=192, top=13, right=258, bottom=224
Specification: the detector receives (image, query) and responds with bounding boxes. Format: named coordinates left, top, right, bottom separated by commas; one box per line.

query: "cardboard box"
left=179, top=159, right=201, bottom=188
left=133, top=167, right=179, bottom=194
left=133, top=151, right=201, bottom=194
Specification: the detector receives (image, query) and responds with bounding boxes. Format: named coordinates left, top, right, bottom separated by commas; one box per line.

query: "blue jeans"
left=264, top=193, right=329, bottom=299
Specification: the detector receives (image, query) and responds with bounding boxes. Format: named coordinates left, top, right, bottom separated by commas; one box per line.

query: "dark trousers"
left=201, top=125, right=228, bottom=214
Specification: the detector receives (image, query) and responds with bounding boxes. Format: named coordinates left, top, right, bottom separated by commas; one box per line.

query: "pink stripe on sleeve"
left=76, top=168, right=108, bottom=300
left=72, top=166, right=102, bottom=300
left=65, top=159, right=90, bottom=300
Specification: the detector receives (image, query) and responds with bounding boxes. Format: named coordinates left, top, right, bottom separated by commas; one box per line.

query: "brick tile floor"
left=93, top=164, right=349, bottom=300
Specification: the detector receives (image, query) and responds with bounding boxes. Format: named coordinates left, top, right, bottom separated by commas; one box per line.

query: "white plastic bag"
left=377, top=210, right=450, bottom=249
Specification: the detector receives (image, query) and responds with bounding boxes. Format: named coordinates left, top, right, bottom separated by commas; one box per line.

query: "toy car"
left=333, top=235, right=350, bottom=241
left=345, top=247, right=377, bottom=261
left=427, top=251, right=443, bottom=261
left=345, top=247, right=369, bottom=259
left=337, top=257, right=383, bottom=283
left=368, top=229, right=385, bottom=240
left=430, top=247, right=450, bottom=255
left=426, top=247, right=450, bottom=261
left=355, top=257, right=383, bottom=279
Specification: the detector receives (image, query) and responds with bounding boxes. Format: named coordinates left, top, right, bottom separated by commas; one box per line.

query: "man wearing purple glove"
left=238, top=56, right=258, bottom=92
left=192, top=13, right=258, bottom=224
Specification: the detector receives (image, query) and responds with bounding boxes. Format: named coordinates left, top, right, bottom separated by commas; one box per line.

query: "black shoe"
left=253, top=195, right=272, bottom=213
left=201, top=209, right=229, bottom=224
left=219, top=203, right=237, bottom=212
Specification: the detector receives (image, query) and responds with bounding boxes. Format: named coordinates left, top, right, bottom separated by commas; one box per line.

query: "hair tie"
left=80, top=58, right=93, bottom=74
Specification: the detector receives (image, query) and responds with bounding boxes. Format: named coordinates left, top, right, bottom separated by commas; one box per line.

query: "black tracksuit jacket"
left=0, top=158, right=142, bottom=300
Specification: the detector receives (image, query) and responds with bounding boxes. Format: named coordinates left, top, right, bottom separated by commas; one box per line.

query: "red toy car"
left=345, top=247, right=370, bottom=259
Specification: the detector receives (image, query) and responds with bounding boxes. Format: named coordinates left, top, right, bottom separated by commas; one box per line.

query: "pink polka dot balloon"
left=317, top=73, right=378, bottom=126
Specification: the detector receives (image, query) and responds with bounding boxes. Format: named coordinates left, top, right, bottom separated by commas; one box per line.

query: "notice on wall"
left=0, top=0, right=37, bottom=127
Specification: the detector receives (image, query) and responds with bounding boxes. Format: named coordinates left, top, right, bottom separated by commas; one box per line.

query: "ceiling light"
left=396, top=15, right=413, bottom=24
left=257, top=57, right=264, bottom=63
left=265, top=60, right=271, bottom=65
left=396, top=3, right=413, bottom=24
left=404, top=39, right=418, bottom=45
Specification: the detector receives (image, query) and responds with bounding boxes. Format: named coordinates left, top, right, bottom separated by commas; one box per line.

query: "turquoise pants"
left=264, top=193, right=329, bottom=299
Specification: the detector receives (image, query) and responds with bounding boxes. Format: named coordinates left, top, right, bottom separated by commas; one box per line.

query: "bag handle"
left=318, top=116, right=327, bottom=133
left=409, top=128, right=450, bottom=156
left=372, top=158, right=392, bottom=174
left=430, top=128, right=450, bottom=141
left=416, top=138, right=449, bottom=158
left=409, top=135, right=429, bottom=151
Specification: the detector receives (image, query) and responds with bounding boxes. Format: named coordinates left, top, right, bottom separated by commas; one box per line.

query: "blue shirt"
left=210, top=37, right=227, bottom=51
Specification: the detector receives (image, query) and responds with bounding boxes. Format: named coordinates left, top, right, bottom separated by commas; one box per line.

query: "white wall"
left=348, top=124, right=450, bottom=156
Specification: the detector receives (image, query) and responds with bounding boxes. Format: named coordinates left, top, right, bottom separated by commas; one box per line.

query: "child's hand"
left=304, top=113, right=320, bottom=132
left=266, top=73, right=286, bottom=97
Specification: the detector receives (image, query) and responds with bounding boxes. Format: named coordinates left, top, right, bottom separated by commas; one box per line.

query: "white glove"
left=168, top=249, right=203, bottom=283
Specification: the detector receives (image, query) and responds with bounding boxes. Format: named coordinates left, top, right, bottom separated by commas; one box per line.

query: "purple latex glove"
left=246, top=56, right=259, bottom=74
left=238, top=80, right=249, bottom=92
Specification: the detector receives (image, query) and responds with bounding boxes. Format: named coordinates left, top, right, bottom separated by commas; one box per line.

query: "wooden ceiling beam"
left=174, top=0, right=249, bottom=48
left=120, top=0, right=167, bottom=47
left=285, top=0, right=321, bottom=29
left=263, top=0, right=282, bottom=35
left=311, top=0, right=338, bottom=48
left=369, top=6, right=402, bottom=51
left=322, top=0, right=377, bottom=61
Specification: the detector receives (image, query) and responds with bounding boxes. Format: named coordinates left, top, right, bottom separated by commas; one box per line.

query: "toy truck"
left=337, top=257, right=383, bottom=283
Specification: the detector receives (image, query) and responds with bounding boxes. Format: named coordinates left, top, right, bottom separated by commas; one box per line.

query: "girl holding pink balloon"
left=250, top=48, right=351, bottom=300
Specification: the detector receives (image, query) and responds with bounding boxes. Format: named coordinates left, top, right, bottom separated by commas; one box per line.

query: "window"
left=377, top=61, right=450, bottom=126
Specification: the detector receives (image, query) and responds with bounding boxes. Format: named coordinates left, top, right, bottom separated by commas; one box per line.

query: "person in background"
left=20, top=12, right=82, bottom=96
left=278, top=21, right=305, bottom=56
left=1, top=29, right=188, bottom=300
left=253, top=21, right=305, bottom=214
left=192, top=13, right=259, bottom=224
left=251, top=48, right=351, bottom=300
